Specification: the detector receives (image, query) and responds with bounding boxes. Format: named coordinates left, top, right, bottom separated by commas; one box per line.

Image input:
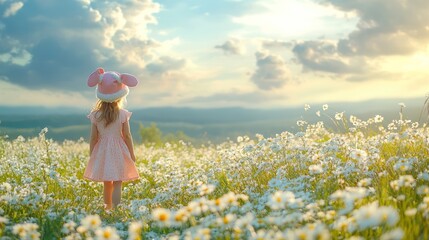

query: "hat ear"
left=120, top=73, right=138, bottom=87
left=87, top=67, right=104, bottom=87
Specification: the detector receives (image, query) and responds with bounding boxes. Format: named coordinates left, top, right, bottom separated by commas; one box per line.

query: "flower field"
left=1, top=108, right=429, bottom=239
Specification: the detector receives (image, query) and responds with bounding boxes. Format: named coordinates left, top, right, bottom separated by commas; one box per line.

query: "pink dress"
left=84, top=109, right=140, bottom=182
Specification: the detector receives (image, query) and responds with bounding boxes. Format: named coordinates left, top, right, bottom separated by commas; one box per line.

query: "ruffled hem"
left=83, top=176, right=140, bottom=182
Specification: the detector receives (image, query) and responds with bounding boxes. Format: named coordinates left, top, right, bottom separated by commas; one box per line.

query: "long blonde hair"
left=92, top=99, right=124, bottom=126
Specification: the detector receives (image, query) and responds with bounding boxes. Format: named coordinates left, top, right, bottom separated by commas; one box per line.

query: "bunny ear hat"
left=87, top=67, right=139, bottom=102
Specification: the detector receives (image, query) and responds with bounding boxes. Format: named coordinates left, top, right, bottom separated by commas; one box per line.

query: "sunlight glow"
left=233, top=0, right=357, bottom=38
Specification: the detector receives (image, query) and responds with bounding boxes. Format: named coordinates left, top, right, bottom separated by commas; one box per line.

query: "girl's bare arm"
left=89, top=123, right=98, bottom=154
left=122, top=121, right=136, bottom=162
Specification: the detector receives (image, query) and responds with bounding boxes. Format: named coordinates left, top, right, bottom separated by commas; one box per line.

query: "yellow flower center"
left=103, top=231, right=111, bottom=238
left=159, top=213, right=168, bottom=222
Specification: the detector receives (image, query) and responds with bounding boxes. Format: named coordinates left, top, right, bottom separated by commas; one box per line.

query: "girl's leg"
left=112, top=181, right=122, bottom=207
left=103, top=181, right=113, bottom=210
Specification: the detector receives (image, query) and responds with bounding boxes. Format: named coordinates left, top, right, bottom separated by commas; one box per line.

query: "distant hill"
left=0, top=97, right=427, bottom=143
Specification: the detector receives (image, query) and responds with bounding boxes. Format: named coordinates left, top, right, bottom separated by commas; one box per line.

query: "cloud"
left=289, top=0, right=429, bottom=78
left=2, top=1, right=23, bottom=18
left=78, top=0, right=91, bottom=7
left=0, top=47, right=31, bottom=66
left=251, top=51, right=290, bottom=90
left=322, top=0, right=429, bottom=56
left=215, top=39, right=245, bottom=55
left=292, top=40, right=366, bottom=74
left=141, top=56, right=191, bottom=92
left=0, top=0, right=162, bottom=91
left=114, top=38, right=161, bottom=66
left=145, top=56, right=187, bottom=76
left=262, top=40, right=292, bottom=50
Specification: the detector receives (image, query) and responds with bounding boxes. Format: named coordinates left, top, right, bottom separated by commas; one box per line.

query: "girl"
left=84, top=67, right=140, bottom=210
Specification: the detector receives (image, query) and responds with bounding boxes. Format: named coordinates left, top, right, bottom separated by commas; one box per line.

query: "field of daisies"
left=1, top=106, right=429, bottom=239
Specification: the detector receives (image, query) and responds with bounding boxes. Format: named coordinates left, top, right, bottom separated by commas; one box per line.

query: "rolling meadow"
left=1, top=105, right=429, bottom=239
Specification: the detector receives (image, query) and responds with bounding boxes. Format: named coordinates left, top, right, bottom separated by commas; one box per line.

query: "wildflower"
left=297, top=120, right=307, bottom=127
left=405, top=208, right=417, bottom=216
left=217, top=213, right=236, bottom=226
left=0, top=182, right=12, bottom=192
left=294, top=228, right=309, bottom=240
left=211, top=196, right=228, bottom=212
left=390, top=175, right=416, bottom=191
left=418, top=172, right=429, bottom=181
left=378, top=206, right=400, bottom=226
left=237, top=136, right=244, bottom=143
left=350, top=115, right=357, bottom=124
left=332, top=216, right=356, bottom=233
left=357, top=178, right=372, bottom=187
left=380, top=228, right=404, bottom=240
left=350, top=149, right=368, bottom=163
left=184, top=228, right=211, bottom=240
left=255, top=133, right=264, bottom=141
left=316, top=110, right=321, bottom=117
left=234, top=212, right=254, bottom=229
left=128, top=221, right=143, bottom=240
left=304, top=104, right=310, bottom=111
left=198, top=184, right=215, bottom=196
left=394, top=161, right=412, bottom=172
left=270, top=142, right=282, bottom=152
left=352, top=202, right=399, bottom=231
left=322, top=104, right=328, bottom=111
left=223, top=191, right=240, bottom=207
left=76, top=226, right=88, bottom=234
left=81, top=215, right=101, bottom=230
left=325, top=210, right=336, bottom=220
left=398, top=102, right=406, bottom=108
left=374, top=115, right=384, bottom=123
left=62, top=221, right=77, bottom=234
left=335, top=112, right=344, bottom=120
left=39, top=127, right=48, bottom=137
left=95, top=226, right=120, bottom=240
left=172, top=208, right=189, bottom=224
left=267, top=191, right=296, bottom=210
left=187, top=198, right=210, bottom=216
left=12, top=223, right=40, bottom=239
left=152, top=208, right=171, bottom=226
left=310, top=223, right=331, bottom=240
left=330, top=187, right=370, bottom=215
left=309, top=164, right=323, bottom=175
left=0, top=216, right=8, bottom=224
left=64, top=233, right=83, bottom=240
left=417, top=185, right=429, bottom=195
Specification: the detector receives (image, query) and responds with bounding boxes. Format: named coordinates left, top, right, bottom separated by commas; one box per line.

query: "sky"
left=0, top=0, right=428, bottom=110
